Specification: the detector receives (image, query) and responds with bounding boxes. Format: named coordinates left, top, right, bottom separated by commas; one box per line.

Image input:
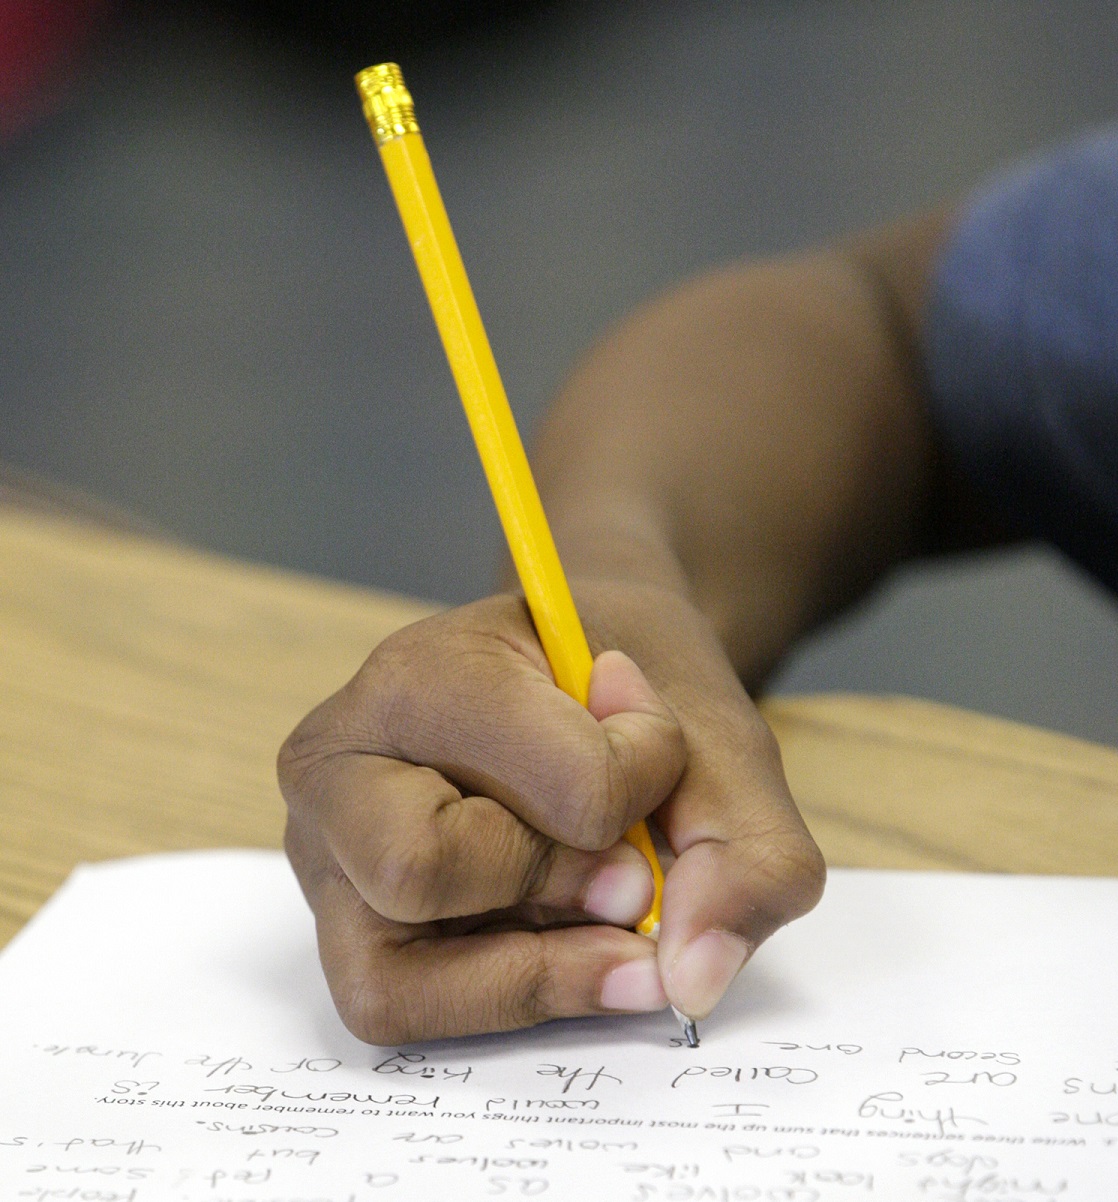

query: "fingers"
left=575, top=583, right=826, bottom=1023
left=287, top=826, right=668, bottom=1046
left=278, top=600, right=688, bottom=1043
left=278, top=584, right=823, bottom=1043
left=279, top=601, right=684, bottom=924
left=342, top=603, right=686, bottom=851
left=659, top=811, right=825, bottom=1020
left=655, top=686, right=826, bottom=1021
left=285, top=749, right=655, bottom=926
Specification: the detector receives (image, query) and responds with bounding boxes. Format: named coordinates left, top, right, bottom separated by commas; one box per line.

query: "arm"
left=278, top=209, right=989, bottom=1045
left=534, top=210, right=1003, bottom=689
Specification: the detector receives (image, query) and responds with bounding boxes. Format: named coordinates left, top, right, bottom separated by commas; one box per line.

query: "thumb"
left=586, top=651, right=687, bottom=840
left=587, top=648, right=674, bottom=721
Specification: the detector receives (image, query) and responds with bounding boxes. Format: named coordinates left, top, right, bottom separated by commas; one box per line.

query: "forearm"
left=285, top=206, right=924, bottom=1044
left=532, top=211, right=975, bottom=687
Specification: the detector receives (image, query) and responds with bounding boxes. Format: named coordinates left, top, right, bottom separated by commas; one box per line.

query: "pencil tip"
left=671, top=1006, right=700, bottom=1047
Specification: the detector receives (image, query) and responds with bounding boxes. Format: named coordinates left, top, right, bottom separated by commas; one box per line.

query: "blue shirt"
left=924, top=127, right=1118, bottom=593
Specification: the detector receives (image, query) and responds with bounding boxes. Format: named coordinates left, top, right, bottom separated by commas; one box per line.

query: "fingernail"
left=667, top=929, right=751, bottom=1019
left=600, top=956, right=668, bottom=1012
left=584, top=860, right=653, bottom=928
left=587, top=650, right=662, bottom=719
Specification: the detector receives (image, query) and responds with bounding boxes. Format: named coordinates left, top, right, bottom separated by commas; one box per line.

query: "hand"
left=278, top=584, right=824, bottom=1044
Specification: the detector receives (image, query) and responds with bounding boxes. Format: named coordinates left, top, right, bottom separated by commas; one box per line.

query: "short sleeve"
left=923, top=127, right=1118, bottom=593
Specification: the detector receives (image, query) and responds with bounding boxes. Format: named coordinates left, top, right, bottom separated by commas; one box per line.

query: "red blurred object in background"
left=0, top=0, right=116, bottom=143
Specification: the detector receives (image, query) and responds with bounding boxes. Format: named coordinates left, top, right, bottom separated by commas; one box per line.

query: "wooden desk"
left=3, top=508, right=1117, bottom=949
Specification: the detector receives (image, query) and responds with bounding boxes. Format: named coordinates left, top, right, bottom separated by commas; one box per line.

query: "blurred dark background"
left=2, top=0, right=1116, bottom=744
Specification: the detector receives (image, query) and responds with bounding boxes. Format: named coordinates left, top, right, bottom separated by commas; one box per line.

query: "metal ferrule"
left=355, top=63, right=420, bottom=145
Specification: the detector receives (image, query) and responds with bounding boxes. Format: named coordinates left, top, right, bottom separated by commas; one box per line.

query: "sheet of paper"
left=1, top=851, right=1115, bottom=1201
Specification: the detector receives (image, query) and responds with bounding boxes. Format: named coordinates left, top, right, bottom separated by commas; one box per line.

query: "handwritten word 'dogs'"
left=671, top=1065, right=818, bottom=1089
left=858, top=1092, right=986, bottom=1138
left=897, top=1150, right=1000, bottom=1172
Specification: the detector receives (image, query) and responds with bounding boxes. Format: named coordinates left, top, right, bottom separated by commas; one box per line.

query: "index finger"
left=287, top=823, right=670, bottom=1045
left=298, top=597, right=687, bottom=852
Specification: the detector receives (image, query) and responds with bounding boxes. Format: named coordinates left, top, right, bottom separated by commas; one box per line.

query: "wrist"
left=498, top=491, right=691, bottom=600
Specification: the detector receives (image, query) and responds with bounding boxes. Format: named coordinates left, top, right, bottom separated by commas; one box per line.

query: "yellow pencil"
left=356, top=63, right=695, bottom=1045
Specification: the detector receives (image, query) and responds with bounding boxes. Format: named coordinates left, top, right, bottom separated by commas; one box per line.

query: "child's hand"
left=278, top=584, right=824, bottom=1044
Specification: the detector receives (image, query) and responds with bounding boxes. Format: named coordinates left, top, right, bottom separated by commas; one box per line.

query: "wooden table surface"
left=3, top=507, right=1117, bottom=949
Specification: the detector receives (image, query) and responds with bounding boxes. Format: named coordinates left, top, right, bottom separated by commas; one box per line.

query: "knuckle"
left=749, top=830, right=827, bottom=925
left=494, top=937, right=556, bottom=1031
left=548, top=754, right=625, bottom=851
left=356, top=613, right=483, bottom=755
left=586, top=707, right=686, bottom=852
left=379, top=801, right=548, bottom=921
left=367, top=826, right=449, bottom=925
left=750, top=716, right=784, bottom=766
left=581, top=808, right=630, bottom=852
left=335, top=972, right=412, bottom=1047
left=660, top=715, right=689, bottom=783
left=517, top=837, right=558, bottom=904
left=355, top=633, right=418, bottom=749
left=325, top=934, right=455, bottom=1047
left=334, top=942, right=557, bottom=1045
left=275, top=717, right=326, bottom=804
left=281, top=815, right=315, bottom=884
left=277, top=691, right=375, bottom=811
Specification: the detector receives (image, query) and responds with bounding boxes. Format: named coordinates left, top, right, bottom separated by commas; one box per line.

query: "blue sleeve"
left=923, top=126, right=1118, bottom=593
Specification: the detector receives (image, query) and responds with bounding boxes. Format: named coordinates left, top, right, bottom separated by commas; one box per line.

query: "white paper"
left=1, top=850, right=1116, bottom=1201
